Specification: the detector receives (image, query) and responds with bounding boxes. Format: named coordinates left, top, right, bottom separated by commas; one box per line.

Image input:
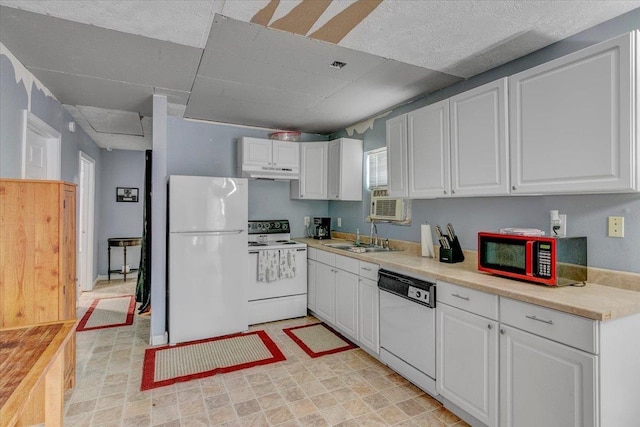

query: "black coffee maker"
left=313, top=217, right=331, bottom=239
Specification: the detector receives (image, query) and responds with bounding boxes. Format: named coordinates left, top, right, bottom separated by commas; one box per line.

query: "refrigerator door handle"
left=173, top=230, right=244, bottom=236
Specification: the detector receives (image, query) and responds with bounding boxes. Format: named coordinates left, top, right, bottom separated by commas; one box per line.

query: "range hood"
left=240, top=165, right=299, bottom=180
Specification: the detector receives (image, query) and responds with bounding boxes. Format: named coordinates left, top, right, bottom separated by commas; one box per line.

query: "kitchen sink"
left=322, top=242, right=401, bottom=253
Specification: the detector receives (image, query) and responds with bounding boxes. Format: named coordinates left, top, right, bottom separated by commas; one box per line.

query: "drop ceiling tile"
left=205, top=16, right=385, bottom=82
left=197, top=50, right=352, bottom=98
left=0, top=6, right=202, bottom=91
left=30, top=68, right=155, bottom=116
left=77, top=106, right=143, bottom=136
left=0, top=0, right=216, bottom=48
left=293, top=62, right=461, bottom=133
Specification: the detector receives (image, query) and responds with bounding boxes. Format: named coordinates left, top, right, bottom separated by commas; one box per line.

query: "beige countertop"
left=298, top=237, right=640, bottom=322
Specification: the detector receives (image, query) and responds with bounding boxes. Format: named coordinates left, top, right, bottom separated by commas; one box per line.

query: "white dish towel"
left=258, top=250, right=280, bottom=282
left=279, top=249, right=296, bottom=279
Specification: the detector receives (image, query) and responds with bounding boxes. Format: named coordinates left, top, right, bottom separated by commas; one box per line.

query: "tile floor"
left=65, top=279, right=470, bottom=426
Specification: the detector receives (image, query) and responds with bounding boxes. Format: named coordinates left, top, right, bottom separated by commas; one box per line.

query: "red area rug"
left=283, top=323, right=356, bottom=358
left=77, top=295, right=135, bottom=332
left=141, top=330, right=286, bottom=390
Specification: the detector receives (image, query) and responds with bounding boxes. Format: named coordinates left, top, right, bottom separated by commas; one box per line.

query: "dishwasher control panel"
left=378, top=269, right=436, bottom=308
left=408, top=286, right=430, bottom=304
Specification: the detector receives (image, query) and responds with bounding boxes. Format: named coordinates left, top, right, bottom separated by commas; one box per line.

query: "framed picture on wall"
left=116, top=187, right=139, bottom=202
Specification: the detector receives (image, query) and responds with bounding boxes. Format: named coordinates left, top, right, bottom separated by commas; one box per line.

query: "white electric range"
left=247, top=220, right=307, bottom=325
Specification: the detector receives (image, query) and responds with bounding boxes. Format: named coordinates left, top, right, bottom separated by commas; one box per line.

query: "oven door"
left=248, top=248, right=307, bottom=300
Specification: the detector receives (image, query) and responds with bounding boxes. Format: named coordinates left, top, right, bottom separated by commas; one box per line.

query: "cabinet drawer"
left=307, top=247, right=317, bottom=261
left=316, top=249, right=335, bottom=266
left=335, top=254, right=359, bottom=275
left=437, top=281, right=499, bottom=320
left=359, top=261, right=379, bottom=281
left=500, top=298, right=598, bottom=354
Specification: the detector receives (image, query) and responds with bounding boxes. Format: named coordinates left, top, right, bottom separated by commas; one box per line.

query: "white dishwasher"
left=378, top=269, right=437, bottom=396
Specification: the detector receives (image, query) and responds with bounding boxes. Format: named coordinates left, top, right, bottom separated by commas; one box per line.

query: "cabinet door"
left=334, top=138, right=363, bottom=201
left=272, top=140, right=299, bottom=169
left=242, top=137, right=273, bottom=166
left=297, top=142, right=328, bottom=199
left=315, top=262, right=335, bottom=323
left=358, top=277, right=379, bottom=354
left=437, top=303, right=498, bottom=426
left=499, top=325, right=597, bottom=427
left=386, top=115, right=408, bottom=198
left=509, top=32, right=636, bottom=194
left=307, top=259, right=317, bottom=311
left=334, top=269, right=358, bottom=340
left=327, top=140, right=341, bottom=199
left=407, top=100, right=450, bottom=198
left=60, top=185, right=76, bottom=321
left=450, top=78, right=509, bottom=197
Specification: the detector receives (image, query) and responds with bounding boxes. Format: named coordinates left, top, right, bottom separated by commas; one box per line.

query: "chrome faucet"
left=370, top=222, right=378, bottom=247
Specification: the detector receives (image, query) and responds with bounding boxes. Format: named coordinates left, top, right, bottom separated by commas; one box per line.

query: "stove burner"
left=248, top=242, right=268, bottom=247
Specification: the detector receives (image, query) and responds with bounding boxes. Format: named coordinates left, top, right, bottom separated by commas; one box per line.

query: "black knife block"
left=439, top=236, right=465, bottom=263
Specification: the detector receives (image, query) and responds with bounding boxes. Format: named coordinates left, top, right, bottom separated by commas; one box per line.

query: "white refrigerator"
left=168, top=175, right=249, bottom=345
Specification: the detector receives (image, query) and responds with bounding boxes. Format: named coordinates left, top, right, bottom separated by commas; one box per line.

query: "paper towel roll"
left=421, top=224, right=435, bottom=258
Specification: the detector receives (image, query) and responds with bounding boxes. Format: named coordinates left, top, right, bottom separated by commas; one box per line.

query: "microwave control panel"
left=535, top=242, right=552, bottom=278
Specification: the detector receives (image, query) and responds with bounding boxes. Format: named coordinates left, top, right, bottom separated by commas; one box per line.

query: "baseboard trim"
left=97, top=273, right=138, bottom=281
left=151, top=332, right=168, bottom=346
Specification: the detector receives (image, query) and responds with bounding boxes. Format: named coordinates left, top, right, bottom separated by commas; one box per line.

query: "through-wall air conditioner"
left=370, top=187, right=410, bottom=221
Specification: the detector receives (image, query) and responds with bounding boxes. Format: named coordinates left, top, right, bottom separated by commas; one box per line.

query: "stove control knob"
left=415, top=291, right=421, bottom=299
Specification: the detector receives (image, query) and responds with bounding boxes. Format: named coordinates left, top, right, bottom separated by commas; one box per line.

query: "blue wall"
left=328, top=9, right=640, bottom=274
left=98, top=149, right=145, bottom=275
left=0, top=50, right=105, bottom=284
left=167, top=118, right=330, bottom=236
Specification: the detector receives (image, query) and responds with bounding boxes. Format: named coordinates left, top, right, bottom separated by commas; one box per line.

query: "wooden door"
left=59, top=184, right=76, bottom=321
left=0, top=180, right=60, bottom=327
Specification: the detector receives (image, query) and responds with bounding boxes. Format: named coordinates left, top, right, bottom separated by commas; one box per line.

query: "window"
left=366, top=147, right=387, bottom=189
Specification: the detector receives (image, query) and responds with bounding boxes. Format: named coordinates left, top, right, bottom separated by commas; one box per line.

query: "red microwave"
left=477, top=232, right=587, bottom=286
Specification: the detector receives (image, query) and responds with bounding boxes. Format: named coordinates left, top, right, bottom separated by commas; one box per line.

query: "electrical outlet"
left=550, top=211, right=567, bottom=237
left=337, top=218, right=342, bottom=227
left=608, top=216, right=624, bottom=238
left=304, top=216, right=310, bottom=227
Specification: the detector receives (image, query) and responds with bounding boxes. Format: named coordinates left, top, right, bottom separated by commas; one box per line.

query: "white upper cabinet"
left=241, top=137, right=299, bottom=169
left=509, top=31, right=638, bottom=194
left=386, top=115, right=409, bottom=198
left=272, top=140, right=300, bottom=169
left=327, top=138, right=363, bottom=201
left=407, top=99, right=451, bottom=198
left=291, top=142, right=328, bottom=200
left=239, top=137, right=300, bottom=179
left=293, top=139, right=363, bottom=201
left=450, top=78, right=510, bottom=196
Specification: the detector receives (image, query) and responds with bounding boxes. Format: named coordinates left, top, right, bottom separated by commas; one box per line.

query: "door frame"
left=78, top=151, right=96, bottom=292
left=21, top=110, right=61, bottom=180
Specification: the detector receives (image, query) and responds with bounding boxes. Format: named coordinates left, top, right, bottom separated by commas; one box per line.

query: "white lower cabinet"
left=358, top=276, right=379, bottom=354
left=307, top=259, right=317, bottom=311
left=334, top=269, right=359, bottom=340
left=308, top=249, right=379, bottom=355
left=499, top=324, right=597, bottom=427
left=314, top=262, right=335, bottom=323
left=437, top=281, right=499, bottom=426
left=437, top=303, right=499, bottom=426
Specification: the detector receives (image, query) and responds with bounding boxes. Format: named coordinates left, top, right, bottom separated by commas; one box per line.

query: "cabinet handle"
left=500, top=329, right=505, bottom=335
left=487, top=324, right=492, bottom=329
left=443, top=190, right=447, bottom=195
left=361, top=267, right=371, bottom=271
left=451, top=190, right=455, bottom=195
left=512, top=186, right=517, bottom=191
left=525, top=315, right=554, bottom=325
left=451, top=293, right=470, bottom=301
